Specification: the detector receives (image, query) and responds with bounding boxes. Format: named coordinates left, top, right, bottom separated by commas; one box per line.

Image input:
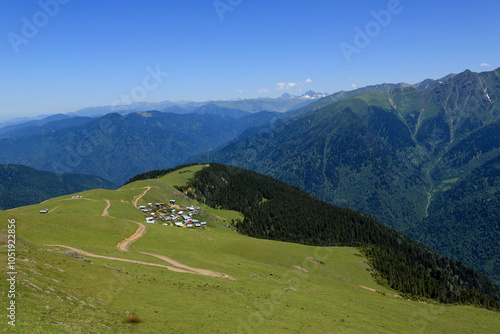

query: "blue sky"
left=1, top=0, right=499, bottom=121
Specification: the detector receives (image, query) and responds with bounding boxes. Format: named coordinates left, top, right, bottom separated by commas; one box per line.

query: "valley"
left=4, top=2, right=500, bottom=332
left=208, top=68, right=500, bottom=285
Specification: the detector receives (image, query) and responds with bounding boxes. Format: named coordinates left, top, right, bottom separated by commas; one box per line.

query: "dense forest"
left=0, top=110, right=281, bottom=185
left=177, top=163, right=500, bottom=310
left=407, top=154, right=500, bottom=285
left=206, top=68, right=500, bottom=286
left=0, top=164, right=116, bottom=210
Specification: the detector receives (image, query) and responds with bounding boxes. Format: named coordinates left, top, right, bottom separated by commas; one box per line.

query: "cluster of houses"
left=138, top=200, right=207, bottom=228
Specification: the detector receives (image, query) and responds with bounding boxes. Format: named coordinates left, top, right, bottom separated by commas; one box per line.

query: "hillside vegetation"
left=208, top=68, right=500, bottom=285
left=1, top=164, right=499, bottom=333
left=178, top=163, right=500, bottom=309
left=0, top=164, right=116, bottom=210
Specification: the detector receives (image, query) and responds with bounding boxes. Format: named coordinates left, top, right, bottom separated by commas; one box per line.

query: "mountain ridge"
left=206, top=67, right=500, bottom=285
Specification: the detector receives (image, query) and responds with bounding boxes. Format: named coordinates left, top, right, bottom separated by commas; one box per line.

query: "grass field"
left=1, top=165, right=499, bottom=333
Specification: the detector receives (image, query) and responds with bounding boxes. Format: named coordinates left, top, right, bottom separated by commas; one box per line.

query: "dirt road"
left=43, top=185, right=235, bottom=280
left=132, top=186, right=151, bottom=207
left=137, top=251, right=236, bottom=280
left=116, top=220, right=146, bottom=252
left=101, top=199, right=111, bottom=217
left=44, top=244, right=201, bottom=274
left=45, top=244, right=235, bottom=279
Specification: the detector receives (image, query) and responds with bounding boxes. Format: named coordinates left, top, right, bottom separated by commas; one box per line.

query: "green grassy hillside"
left=1, top=165, right=499, bottom=333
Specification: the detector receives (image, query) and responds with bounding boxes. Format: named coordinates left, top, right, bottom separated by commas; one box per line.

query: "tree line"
left=178, top=163, right=500, bottom=310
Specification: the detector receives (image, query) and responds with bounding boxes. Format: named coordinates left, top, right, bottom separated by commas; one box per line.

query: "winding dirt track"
left=132, top=186, right=151, bottom=207
left=46, top=187, right=235, bottom=280
left=136, top=251, right=235, bottom=280
left=101, top=199, right=111, bottom=217
left=116, top=220, right=146, bottom=252
left=44, top=244, right=199, bottom=274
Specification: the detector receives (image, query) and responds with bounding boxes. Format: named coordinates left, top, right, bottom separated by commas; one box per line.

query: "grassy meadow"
left=1, top=165, right=499, bottom=333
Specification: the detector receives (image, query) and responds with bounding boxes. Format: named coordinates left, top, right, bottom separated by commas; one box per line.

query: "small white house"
left=169, top=199, right=176, bottom=205
left=200, top=221, right=207, bottom=226
left=186, top=222, right=193, bottom=228
left=40, top=209, right=49, bottom=214
left=194, top=223, right=201, bottom=228
left=174, top=222, right=183, bottom=227
left=139, top=205, right=146, bottom=209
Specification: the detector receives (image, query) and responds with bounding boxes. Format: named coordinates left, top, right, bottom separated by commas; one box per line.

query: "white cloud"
left=275, top=78, right=312, bottom=90
left=257, top=88, right=270, bottom=93
left=349, top=76, right=361, bottom=89
left=480, top=63, right=491, bottom=67
left=236, top=89, right=244, bottom=94
left=276, top=82, right=287, bottom=90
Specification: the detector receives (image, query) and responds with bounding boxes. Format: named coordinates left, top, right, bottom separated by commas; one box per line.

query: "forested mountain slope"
left=176, top=163, right=500, bottom=308
left=207, top=68, right=500, bottom=285
left=0, top=164, right=116, bottom=209
left=0, top=110, right=281, bottom=184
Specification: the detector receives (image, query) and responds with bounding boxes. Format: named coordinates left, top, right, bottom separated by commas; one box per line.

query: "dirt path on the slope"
left=101, top=199, right=111, bottom=217
left=45, top=244, right=235, bottom=280
left=44, top=244, right=199, bottom=274
left=132, top=186, right=151, bottom=207
left=116, top=220, right=146, bottom=252
left=114, top=221, right=235, bottom=279
left=48, top=206, right=60, bottom=214
left=137, top=251, right=236, bottom=280
left=359, top=285, right=377, bottom=293
left=43, top=185, right=235, bottom=280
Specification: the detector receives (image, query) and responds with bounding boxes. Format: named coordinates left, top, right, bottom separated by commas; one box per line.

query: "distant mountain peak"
left=280, top=93, right=293, bottom=99
left=300, top=90, right=329, bottom=99
left=280, top=91, right=328, bottom=100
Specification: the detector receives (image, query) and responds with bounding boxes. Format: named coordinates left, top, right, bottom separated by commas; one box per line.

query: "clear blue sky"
left=1, top=0, right=499, bottom=121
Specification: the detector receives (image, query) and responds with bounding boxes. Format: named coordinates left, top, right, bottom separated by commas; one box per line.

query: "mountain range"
left=207, top=68, right=500, bottom=285
left=0, top=110, right=283, bottom=184
left=1, top=68, right=499, bottom=288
